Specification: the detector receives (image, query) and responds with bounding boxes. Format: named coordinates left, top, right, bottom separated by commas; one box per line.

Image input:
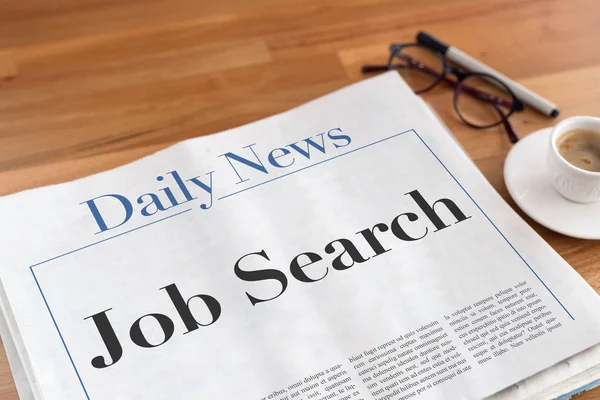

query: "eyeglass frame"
left=362, top=43, right=525, bottom=143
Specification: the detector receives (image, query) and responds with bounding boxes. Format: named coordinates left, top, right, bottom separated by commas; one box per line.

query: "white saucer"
left=504, top=127, right=600, bottom=239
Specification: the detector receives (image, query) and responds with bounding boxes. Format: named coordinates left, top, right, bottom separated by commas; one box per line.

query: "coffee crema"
left=557, top=128, right=600, bottom=172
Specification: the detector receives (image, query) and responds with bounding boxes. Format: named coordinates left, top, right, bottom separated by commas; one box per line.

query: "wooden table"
left=1, top=0, right=599, bottom=398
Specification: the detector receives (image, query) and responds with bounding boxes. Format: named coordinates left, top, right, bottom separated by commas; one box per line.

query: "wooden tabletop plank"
left=1, top=0, right=600, bottom=398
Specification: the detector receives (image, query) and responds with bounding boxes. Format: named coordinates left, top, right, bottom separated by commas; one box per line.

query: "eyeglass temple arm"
left=362, top=58, right=514, bottom=109
left=361, top=65, right=390, bottom=73
left=494, top=105, right=519, bottom=143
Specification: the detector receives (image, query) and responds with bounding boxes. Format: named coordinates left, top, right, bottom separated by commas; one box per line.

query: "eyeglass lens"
left=389, top=46, right=515, bottom=129
left=389, top=45, right=445, bottom=93
left=454, top=75, right=515, bottom=128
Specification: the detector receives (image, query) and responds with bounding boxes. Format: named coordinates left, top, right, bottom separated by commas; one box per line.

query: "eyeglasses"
left=361, top=43, right=525, bottom=143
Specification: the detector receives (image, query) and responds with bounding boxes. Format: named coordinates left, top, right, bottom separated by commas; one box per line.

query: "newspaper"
left=1, top=72, right=600, bottom=400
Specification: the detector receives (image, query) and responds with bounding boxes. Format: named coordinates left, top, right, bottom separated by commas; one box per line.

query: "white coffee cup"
left=548, top=116, right=600, bottom=203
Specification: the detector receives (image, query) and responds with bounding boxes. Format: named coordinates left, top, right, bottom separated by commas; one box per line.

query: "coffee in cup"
left=557, top=129, right=600, bottom=172
left=548, top=116, right=600, bottom=203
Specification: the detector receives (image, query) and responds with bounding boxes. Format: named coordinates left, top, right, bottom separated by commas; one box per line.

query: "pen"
left=416, top=31, right=559, bottom=118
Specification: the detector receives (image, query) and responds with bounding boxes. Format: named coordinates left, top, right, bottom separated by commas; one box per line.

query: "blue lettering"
left=219, top=144, right=268, bottom=184
left=186, top=171, right=214, bottom=210
left=81, top=194, right=133, bottom=234
left=287, top=133, right=326, bottom=159
left=81, top=129, right=351, bottom=234
left=137, top=193, right=168, bottom=217
left=327, top=128, right=351, bottom=148
left=268, top=147, right=295, bottom=168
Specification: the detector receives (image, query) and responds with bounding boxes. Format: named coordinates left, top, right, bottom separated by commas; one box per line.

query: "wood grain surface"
left=1, top=0, right=600, bottom=398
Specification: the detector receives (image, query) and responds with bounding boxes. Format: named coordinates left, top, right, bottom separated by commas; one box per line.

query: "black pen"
left=417, top=31, right=559, bottom=117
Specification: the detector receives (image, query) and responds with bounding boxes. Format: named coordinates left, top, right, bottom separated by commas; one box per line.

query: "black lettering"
left=84, top=308, right=123, bottom=369
left=357, top=223, right=391, bottom=256
left=160, top=284, right=221, bottom=334
left=391, top=212, right=427, bottom=241
left=407, top=190, right=470, bottom=231
left=234, top=250, right=288, bottom=306
left=129, top=313, right=175, bottom=348
left=290, top=252, right=327, bottom=283
left=324, top=238, right=370, bottom=270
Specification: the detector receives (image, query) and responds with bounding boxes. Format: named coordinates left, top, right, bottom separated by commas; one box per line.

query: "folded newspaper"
left=1, top=72, right=600, bottom=400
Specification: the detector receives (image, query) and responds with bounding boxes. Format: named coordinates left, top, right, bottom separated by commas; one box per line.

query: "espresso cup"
left=548, top=116, right=600, bottom=203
